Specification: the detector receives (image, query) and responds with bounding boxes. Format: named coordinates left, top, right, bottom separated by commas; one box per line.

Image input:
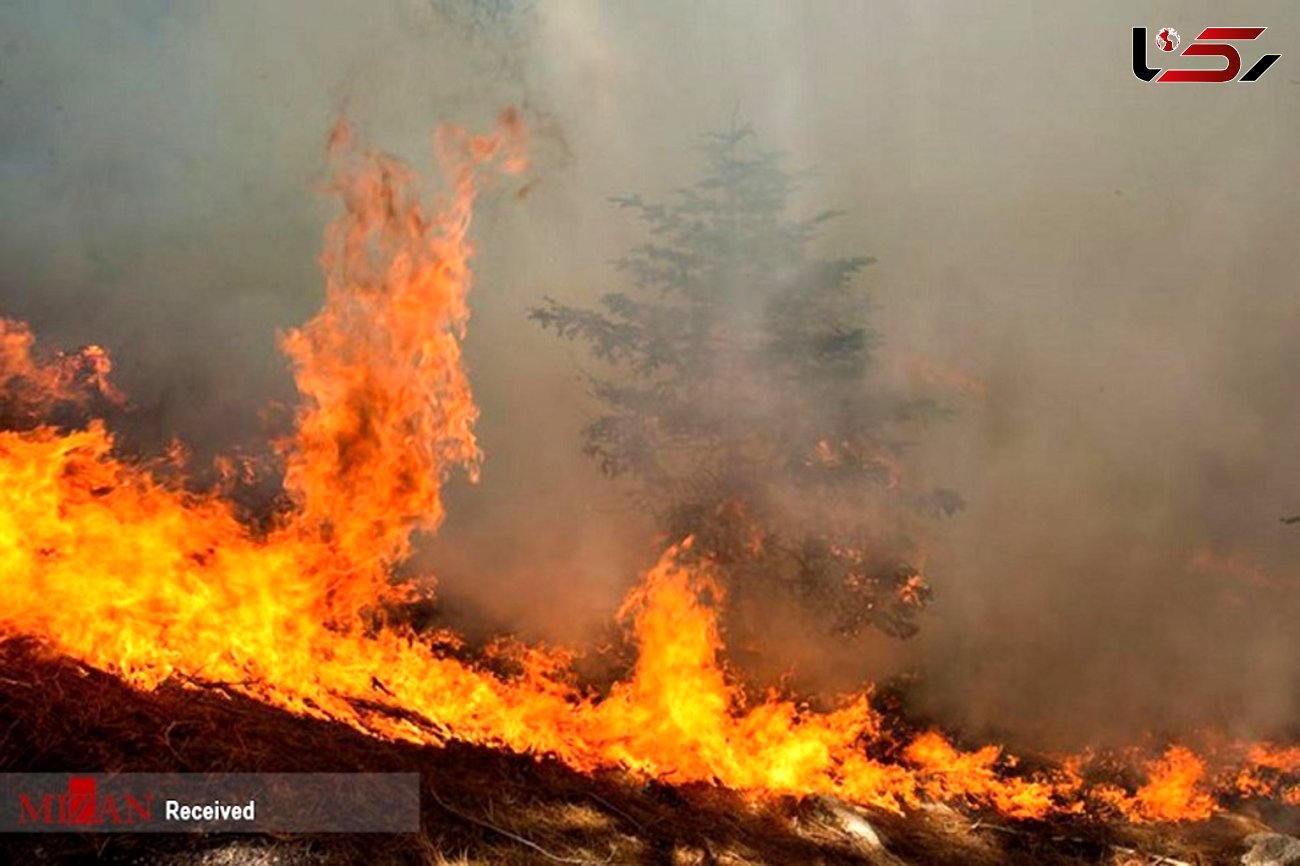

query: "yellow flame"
left=0, top=114, right=1293, bottom=825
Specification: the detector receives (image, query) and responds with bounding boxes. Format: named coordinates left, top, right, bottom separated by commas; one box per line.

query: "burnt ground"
left=0, top=638, right=1291, bottom=865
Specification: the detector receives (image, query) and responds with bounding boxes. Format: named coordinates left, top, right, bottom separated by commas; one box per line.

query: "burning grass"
left=0, top=638, right=1285, bottom=866
left=0, top=114, right=1296, bottom=864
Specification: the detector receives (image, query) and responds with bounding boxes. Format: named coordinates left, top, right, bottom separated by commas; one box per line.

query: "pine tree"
left=531, top=127, right=959, bottom=640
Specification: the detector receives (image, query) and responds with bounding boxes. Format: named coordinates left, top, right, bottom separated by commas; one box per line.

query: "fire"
left=1231, top=744, right=1300, bottom=804
left=0, top=113, right=1295, bottom=826
left=903, top=732, right=1076, bottom=819
left=587, top=546, right=914, bottom=811
left=1092, top=747, right=1215, bottom=822
left=276, top=116, right=513, bottom=619
left=0, top=318, right=122, bottom=425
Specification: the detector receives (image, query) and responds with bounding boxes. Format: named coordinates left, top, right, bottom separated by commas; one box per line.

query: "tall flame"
left=0, top=114, right=1294, bottom=826
left=276, top=117, right=516, bottom=618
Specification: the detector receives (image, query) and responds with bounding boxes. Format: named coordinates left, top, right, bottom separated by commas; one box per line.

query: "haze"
left=2, top=0, right=1297, bottom=749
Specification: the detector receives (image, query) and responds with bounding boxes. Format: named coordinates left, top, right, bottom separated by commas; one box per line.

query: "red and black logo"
left=18, top=777, right=153, bottom=827
left=1133, top=26, right=1281, bottom=82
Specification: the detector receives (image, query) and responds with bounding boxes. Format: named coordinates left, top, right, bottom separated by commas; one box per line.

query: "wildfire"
left=1231, top=744, right=1300, bottom=806
left=0, top=318, right=122, bottom=425
left=1093, top=747, right=1216, bottom=823
left=0, top=113, right=1294, bottom=826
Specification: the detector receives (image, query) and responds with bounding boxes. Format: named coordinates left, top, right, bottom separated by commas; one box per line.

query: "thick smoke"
left=1, top=0, right=1297, bottom=749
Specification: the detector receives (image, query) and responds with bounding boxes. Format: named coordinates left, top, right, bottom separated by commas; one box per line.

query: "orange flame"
left=903, top=731, right=1076, bottom=819
left=276, top=116, right=519, bottom=618
left=1, top=318, right=122, bottom=422
left=1093, top=746, right=1216, bottom=822
left=0, top=115, right=1294, bottom=825
left=1231, top=743, right=1300, bottom=804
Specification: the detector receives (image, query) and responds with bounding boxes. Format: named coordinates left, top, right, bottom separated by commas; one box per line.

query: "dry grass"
left=0, top=638, right=1290, bottom=865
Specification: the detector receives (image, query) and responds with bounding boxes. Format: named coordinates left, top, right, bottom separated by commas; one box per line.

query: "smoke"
left=2, top=0, right=1298, bottom=748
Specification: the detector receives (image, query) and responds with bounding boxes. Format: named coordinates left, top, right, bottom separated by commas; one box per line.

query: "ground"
left=0, top=638, right=1291, bottom=865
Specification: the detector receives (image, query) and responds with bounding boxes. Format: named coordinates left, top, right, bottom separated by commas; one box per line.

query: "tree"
left=531, top=127, right=959, bottom=641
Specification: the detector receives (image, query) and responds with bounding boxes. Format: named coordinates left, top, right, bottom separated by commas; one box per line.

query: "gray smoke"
left=2, top=0, right=1297, bottom=749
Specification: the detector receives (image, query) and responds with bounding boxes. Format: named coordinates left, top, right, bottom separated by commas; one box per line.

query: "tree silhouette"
left=532, top=126, right=959, bottom=640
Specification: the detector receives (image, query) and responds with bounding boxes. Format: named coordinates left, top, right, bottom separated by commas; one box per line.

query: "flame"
left=1231, top=743, right=1300, bottom=804
left=0, top=115, right=1295, bottom=826
left=903, top=731, right=1077, bottom=819
left=275, top=116, right=514, bottom=619
left=1, top=318, right=122, bottom=423
left=1093, top=747, right=1216, bottom=822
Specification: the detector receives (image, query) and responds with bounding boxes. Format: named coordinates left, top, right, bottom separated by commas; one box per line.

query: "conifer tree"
left=532, top=127, right=959, bottom=639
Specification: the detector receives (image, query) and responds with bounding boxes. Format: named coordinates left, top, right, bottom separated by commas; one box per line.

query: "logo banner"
left=0, top=773, right=419, bottom=833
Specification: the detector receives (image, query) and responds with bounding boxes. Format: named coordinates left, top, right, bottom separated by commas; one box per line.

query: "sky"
left=2, top=0, right=1298, bottom=748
